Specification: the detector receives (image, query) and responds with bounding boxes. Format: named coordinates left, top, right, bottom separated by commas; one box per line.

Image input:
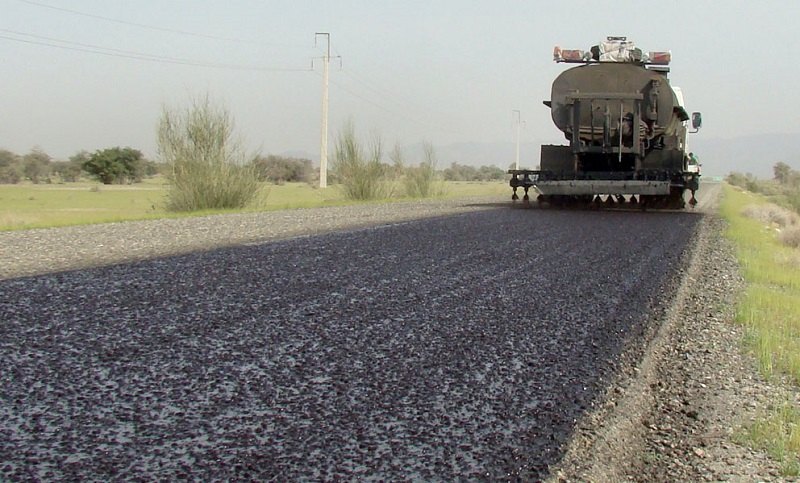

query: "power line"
left=339, top=68, right=430, bottom=115
left=0, top=29, right=312, bottom=72
left=15, top=0, right=309, bottom=49
left=324, top=74, right=461, bottom=137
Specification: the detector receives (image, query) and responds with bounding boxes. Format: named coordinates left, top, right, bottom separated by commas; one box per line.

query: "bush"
left=788, top=190, right=800, bottom=215
left=741, top=202, right=800, bottom=249
left=402, top=142, right=443, bottom=198
left=333, top=122, right=391, bottom=200
left=741, top=204, right=799, bottom=228
left=727, top=172, right=754, bottom=190
left=779, top=227, right=800, bottom=248
left=252, top=155, right=312, bottom=184
left=443, top=162, right=505, bottom=181
left=158, top=97, right=260, bottom=212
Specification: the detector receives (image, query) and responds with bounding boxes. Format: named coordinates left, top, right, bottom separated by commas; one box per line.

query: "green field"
left=0, top=179, right=509, bottom=231
left=721, top=184, right=800, bottom=474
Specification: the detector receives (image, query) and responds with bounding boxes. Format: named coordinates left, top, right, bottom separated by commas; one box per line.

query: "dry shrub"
left=333, top=122, right=392, bottom=201
left=775, top=250, right=800, bottom=268
left=742, top=204, right=799, bottom=228
left=402, top=142, right=444, bottom=198
left=779, top=227, right=800, bottom=248
left=158, top=97, right=260, bottom=212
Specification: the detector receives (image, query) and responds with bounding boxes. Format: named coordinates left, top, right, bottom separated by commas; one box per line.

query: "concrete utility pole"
left=513, top=109, right=522, bottom=170
left=316, top=32, right=331, bottom=188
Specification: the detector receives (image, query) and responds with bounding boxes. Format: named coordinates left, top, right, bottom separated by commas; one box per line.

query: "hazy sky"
left=1, top=0, right=799, bottom=165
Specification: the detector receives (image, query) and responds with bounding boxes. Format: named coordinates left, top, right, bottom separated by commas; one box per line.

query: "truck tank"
left=509, top=37, right=702, bottom=209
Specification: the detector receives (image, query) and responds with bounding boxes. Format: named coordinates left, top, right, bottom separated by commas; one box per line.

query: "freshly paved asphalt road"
left=0, top=205, right=703, bottom=480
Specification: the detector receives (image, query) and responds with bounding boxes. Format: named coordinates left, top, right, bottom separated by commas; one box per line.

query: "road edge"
left=549, top=186, right=786, bottom=481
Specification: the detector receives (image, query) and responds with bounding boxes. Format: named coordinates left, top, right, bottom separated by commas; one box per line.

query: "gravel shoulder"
left=552, top=183, right=794, bottom=481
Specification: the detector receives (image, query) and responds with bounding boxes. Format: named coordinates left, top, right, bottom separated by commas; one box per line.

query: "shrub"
left=252, top=155, right=312, bottom=184
left=402, top=142, right=443, bottom=198
left=727, top=172, right=759, bottom=191
left=741, top=204, right=798, bottom=228
left=779, top=227, right=800, bottom=248
left=157, top=97, right=260, bottom=212
left=788, top=190, right=800, bottom=215
left=333, top=122, right=391, bottom=200
left=443, top=162, right=506, bottom=181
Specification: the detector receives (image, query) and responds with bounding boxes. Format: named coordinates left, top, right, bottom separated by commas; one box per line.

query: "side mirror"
left=691, top=112, right=702, bottom=132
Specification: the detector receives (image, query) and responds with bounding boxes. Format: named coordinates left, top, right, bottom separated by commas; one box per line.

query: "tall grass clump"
left=736, top=403, right=800, bottom=476
left=333, top=122, right=391, bottom=200
left=158, top=97, right=260, bottom=212
left=401, top=142, right=445, bottom=198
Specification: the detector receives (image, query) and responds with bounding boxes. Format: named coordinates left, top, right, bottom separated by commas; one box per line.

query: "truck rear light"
left=648, top=51, right=671, bottom=65
left=560, top=49, right=585, bottom=61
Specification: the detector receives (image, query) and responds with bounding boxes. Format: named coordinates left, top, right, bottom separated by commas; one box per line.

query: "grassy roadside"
left=0, top=180, right=508, bottom=231
left=720, top=184, right=800, bottom=474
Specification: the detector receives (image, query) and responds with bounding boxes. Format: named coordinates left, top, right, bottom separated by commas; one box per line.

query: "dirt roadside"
left=550, top=184, right=795, bottom=481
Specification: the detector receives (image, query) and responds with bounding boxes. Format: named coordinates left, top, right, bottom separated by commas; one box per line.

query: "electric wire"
left=339, top=67, right=430, bottom=115
left=15, top=0, right=309, bottom=49
left=320, top=72, right=462, bottom=137
left=0, top=29, right=312, bottom=72
left=6, top=2, right=460, bottom=139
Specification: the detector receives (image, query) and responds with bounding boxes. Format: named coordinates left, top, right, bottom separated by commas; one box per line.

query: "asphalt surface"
left=0, top=206, right=702, bottom=480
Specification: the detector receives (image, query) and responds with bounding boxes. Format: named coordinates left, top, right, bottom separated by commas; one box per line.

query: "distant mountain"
left=401, top=141, right=543, bottom=170
left=689, top=133, right=800, bottom=179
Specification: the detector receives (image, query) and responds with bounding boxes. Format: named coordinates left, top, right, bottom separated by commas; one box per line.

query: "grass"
left=721, top=184, right=800, bottom=474
left=0, top=179, right=508, bottom=231
left=734, top=403, right=800, bottom=476
left=0, top=179, right=167, bottom=230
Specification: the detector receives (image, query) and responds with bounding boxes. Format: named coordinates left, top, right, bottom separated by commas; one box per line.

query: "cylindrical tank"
left=550, top=63, right=679, bottom=139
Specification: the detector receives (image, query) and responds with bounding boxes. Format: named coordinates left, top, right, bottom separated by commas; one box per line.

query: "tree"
left=22, top=148, right=51, bottom=184
left=50, top=151, right=88, bottom=182
left=774, top=162, right=794, bottom=185
left=83, top=147, right=143, bottom=184
left=0, top=149, right=22, bottom=184
left=140, top=159, right=163, bottom=177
